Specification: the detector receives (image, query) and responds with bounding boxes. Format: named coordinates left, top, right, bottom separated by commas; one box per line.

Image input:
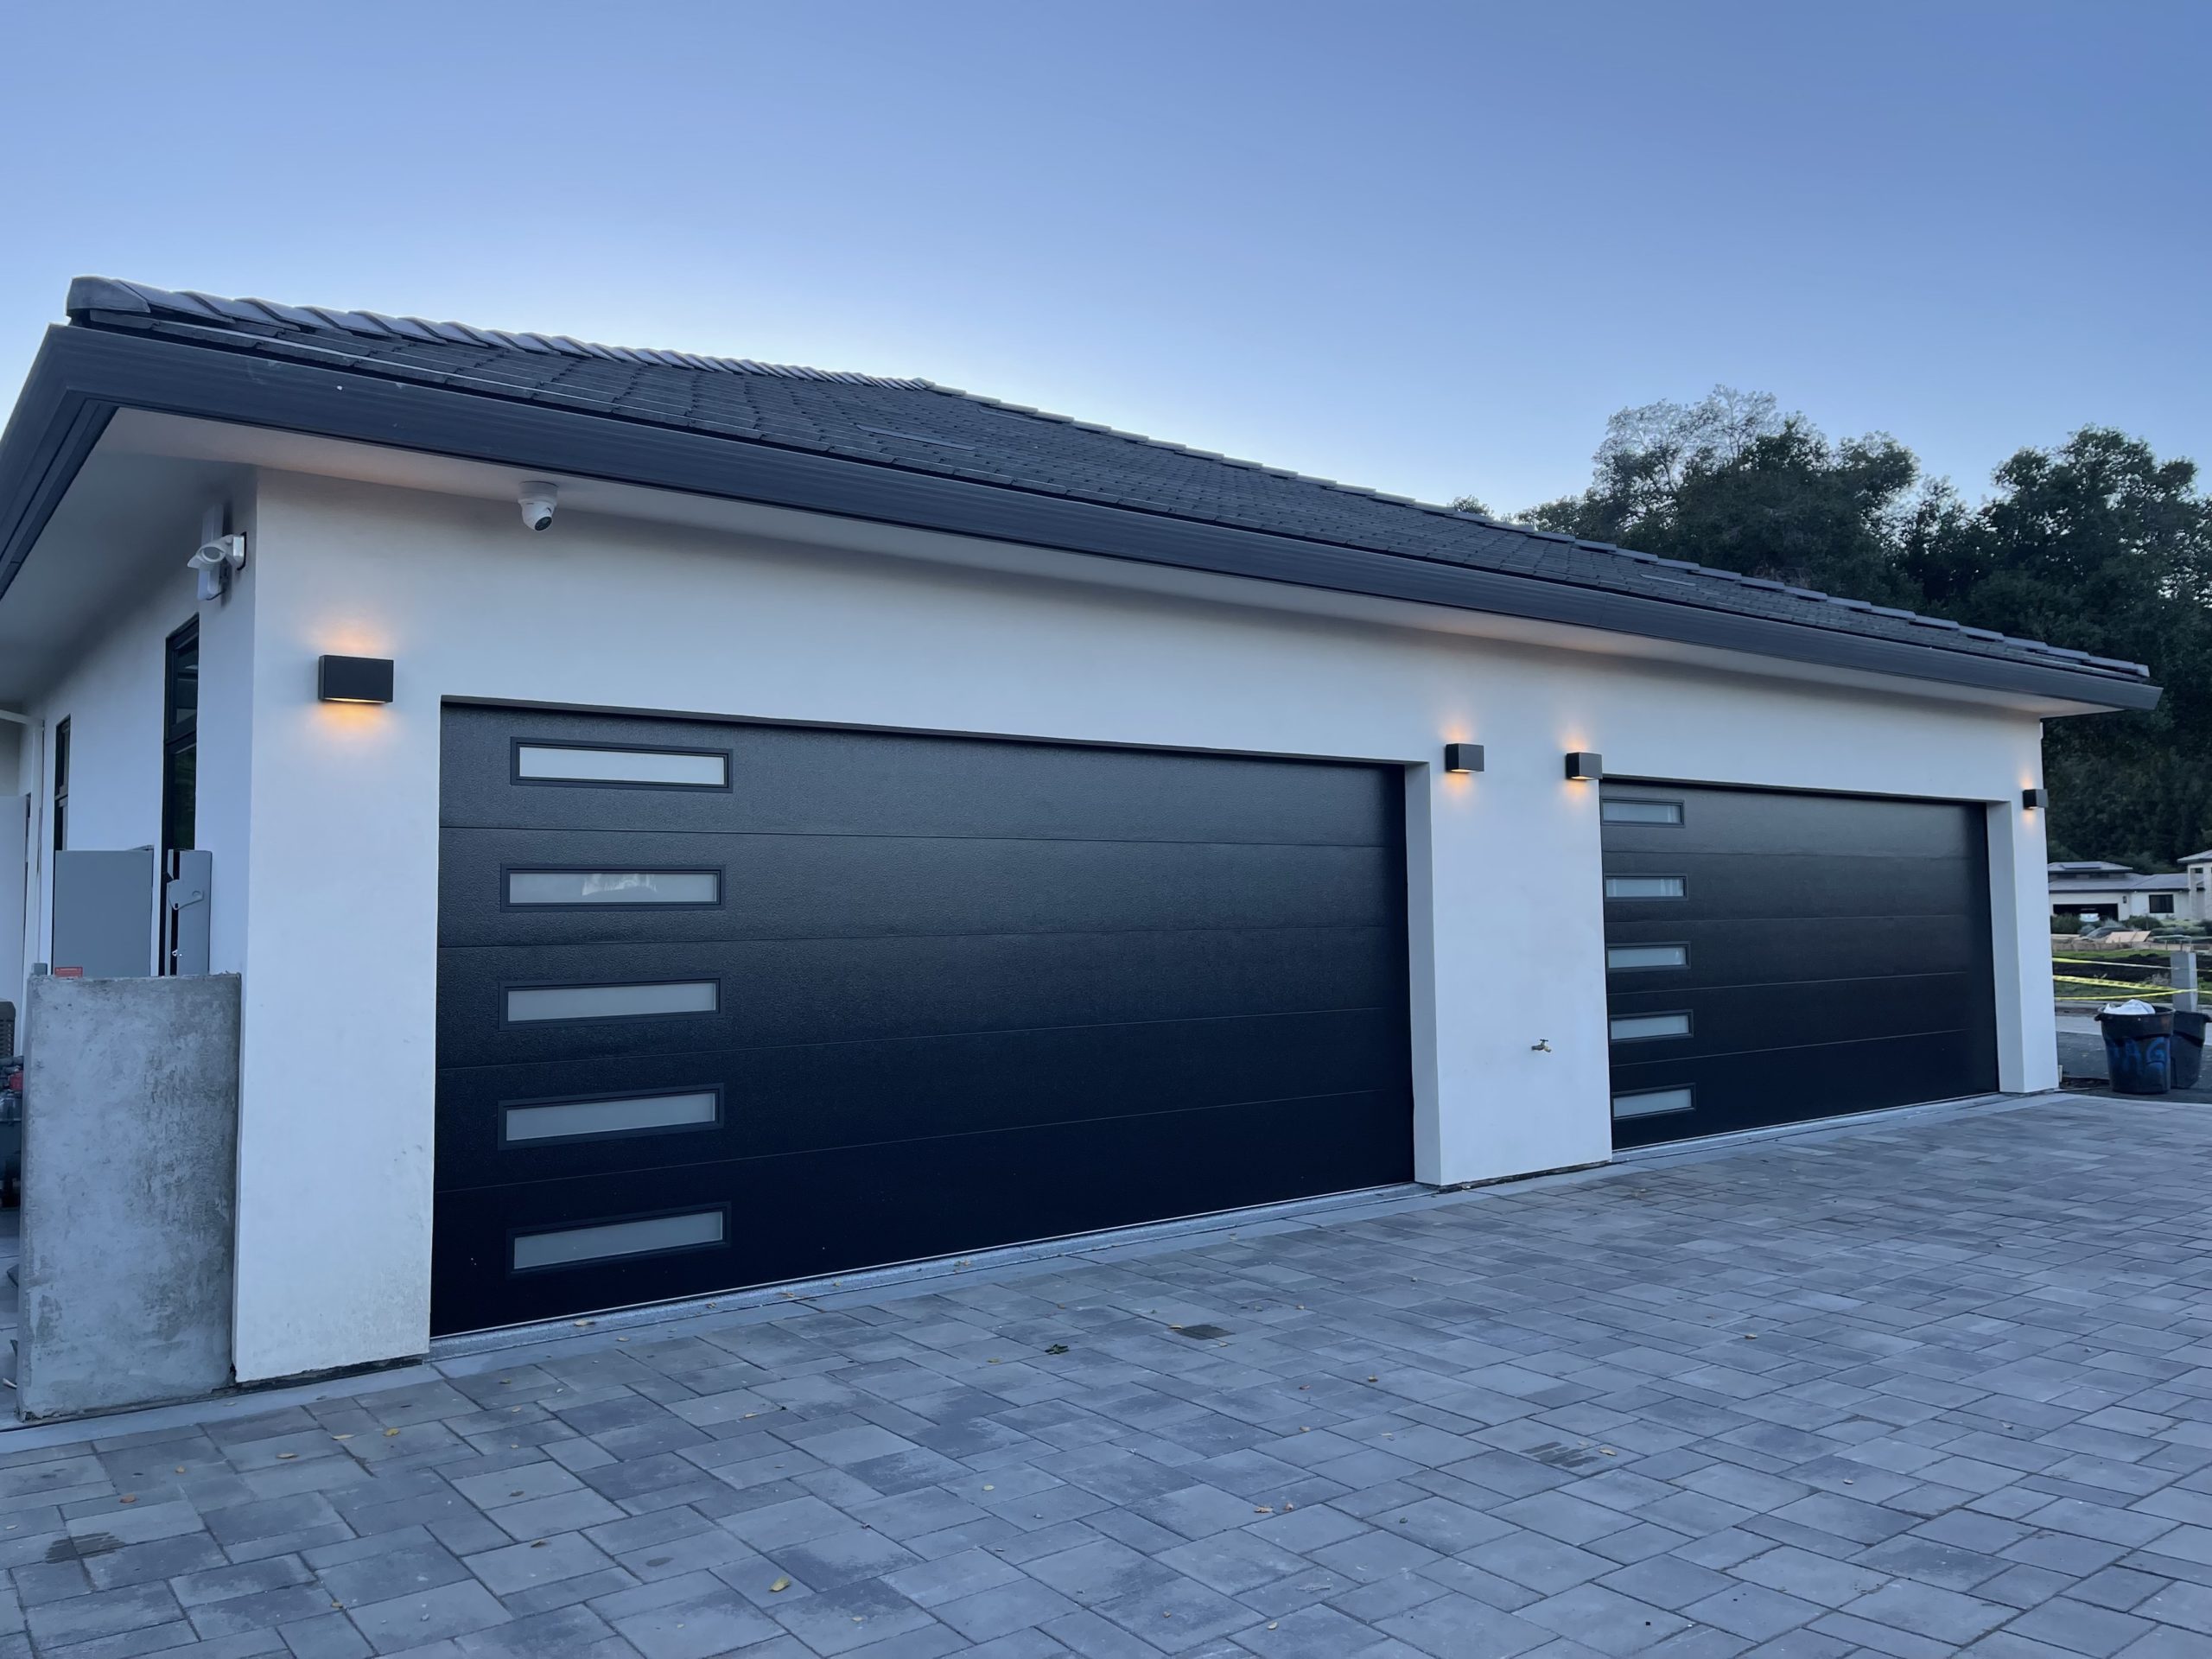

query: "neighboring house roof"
left=2049, top=872, right=2189, bottom=893
left=2183, top=851, right=2212, bottom=865
left=2050, top=861, right=2138, bottom=875
left=0, top=276, right=2161, bottom=710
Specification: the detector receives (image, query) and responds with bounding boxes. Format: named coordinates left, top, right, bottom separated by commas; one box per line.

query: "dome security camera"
left=518, top=480, right=559, bottom=531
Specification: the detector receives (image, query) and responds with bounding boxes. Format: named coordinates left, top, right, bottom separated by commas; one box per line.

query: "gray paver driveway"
left=7, top=1094, right=2212, bottom=1658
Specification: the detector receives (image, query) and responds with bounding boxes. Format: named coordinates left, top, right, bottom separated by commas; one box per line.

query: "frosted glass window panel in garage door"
left=516, top=745, right=728, bottom=787
left=505, top=981, right=718, bottom=1023
left=503, top=1090, right=722, bottom=1144
left=512, top=1209, right=727, bottom=1271
left=506, top=870, right=721, bottom=906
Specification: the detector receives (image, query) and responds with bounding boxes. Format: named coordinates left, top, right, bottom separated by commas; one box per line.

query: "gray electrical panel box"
left=51, top=849, right=155, bottom=979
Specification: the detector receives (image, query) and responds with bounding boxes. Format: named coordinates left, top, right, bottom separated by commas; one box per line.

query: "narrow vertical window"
left=158, top=623, right=200, bottom=976
left=162, top=621, right=199, bottom=869
left=50, top=718, right=68, bottom=852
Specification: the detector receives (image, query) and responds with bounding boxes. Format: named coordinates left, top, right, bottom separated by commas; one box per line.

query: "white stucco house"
left=0, top=279, right=2158, bottom=1389
left=2047, top=860, right=2192, bottom=923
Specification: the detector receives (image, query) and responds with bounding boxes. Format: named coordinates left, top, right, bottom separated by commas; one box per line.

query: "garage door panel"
left=1608, top=1029, right=1991, bottom=1147
left=442, top=708, right=1397, bottom=847
left=1607, top=975, right=1986, bottom=1060
left=430, top=1087, right=1411, bottom=1332
left=437, top=926, right=1398, bottom=1066
left=1605, top=851, right=1990, bottom=923
left=439, top=826, right=1398, bottom=949
left=1602, top=782, right=1996, bottom=1149
left=435, top=707, right=1414, bottom=1333
left=1601, top=789, right=1980, bottom=861
left=1604, top=916, right=1986, bottom=992
left=435, top=1007, right=1405, bottom=1189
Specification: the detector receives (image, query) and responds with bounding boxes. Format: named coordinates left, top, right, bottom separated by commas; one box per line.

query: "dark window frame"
left=161, top=618, right=199, bottom=868
left=50, top=716, right=68, bottom=851
left=2150, top=893, right=2177, bottom=916
left=157, top=620, right=200, bottom=976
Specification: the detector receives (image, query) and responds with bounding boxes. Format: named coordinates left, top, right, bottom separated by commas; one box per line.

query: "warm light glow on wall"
left=311, top=700, right=390, bottom=737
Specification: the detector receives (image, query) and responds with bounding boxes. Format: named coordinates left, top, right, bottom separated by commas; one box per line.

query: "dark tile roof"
left=64, top=277, right=2150, bottom=687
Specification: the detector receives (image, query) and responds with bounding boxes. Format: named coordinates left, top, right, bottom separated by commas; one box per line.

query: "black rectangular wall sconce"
left=1443, top=743, right=1484, bottom=774
left=318, top=655, right=394, bottom=704
left=1564, top=751, right=1603, bottom=782
left=2022, top=786, right=2048, bottom=810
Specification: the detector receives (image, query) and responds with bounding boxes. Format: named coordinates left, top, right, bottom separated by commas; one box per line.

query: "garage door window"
left=512, top=1207, right=728, bottom=1272
left=1601, top=799, right=1684, bottom=825
left=1610, top=1012, right=1692, bottom=1042
left=514, top=742, right=730, bottom=789
left=1613, top=1087, right=1694, bottom=1119
left=505, top=869, right=722, bottom=907
left=1607, top=944, right=1688, bottom=971
left=1605, top=874, right=1685, bottom=899
left=504, top=979, right=719, bottom=1024
left=502, top=1089, right=723, bottom=1146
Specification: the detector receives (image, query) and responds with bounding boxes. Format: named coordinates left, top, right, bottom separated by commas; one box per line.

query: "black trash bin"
left=2100, top=1007, right=2174, bottom=1096
left=2172, top=1010, right=2208, bottom=1090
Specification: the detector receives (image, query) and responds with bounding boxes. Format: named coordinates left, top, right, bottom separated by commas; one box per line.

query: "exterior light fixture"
left=1443, top=743, right=1484, bottom=774
left=318, top=655, right=394, bottom=704
left=2022, top=786, right=2048, bottom=810
left=1564, top=751, right=1603, bottom=782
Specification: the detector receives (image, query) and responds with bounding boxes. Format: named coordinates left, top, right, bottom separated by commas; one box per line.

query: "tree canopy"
left=1487, top=392, right=2212, bottom=868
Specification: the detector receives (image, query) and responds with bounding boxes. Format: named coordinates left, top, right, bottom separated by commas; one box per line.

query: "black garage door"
left=433, top=706, right=1414, bottom=1334
left=1602, top=782, right=1999, bottom=1150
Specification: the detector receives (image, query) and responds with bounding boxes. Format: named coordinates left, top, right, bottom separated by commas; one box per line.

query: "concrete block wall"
left=18, top=974, right=239, bottom=1419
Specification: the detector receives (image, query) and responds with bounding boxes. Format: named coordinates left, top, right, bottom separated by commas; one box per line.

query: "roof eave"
left=0, top=326, right=119, bottom=620
left=0, top=323, right=2164, bottom=716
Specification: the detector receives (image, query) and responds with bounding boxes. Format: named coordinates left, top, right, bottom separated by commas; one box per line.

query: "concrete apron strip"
left=0, top=1088, right=2081, bottom=1451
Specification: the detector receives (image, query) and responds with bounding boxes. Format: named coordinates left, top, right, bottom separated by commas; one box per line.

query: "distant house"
left=2049, top=860, right=2190, bottom=922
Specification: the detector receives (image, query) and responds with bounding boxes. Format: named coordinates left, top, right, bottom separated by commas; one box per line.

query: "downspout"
left=0, top=708, right=43, bottom=1003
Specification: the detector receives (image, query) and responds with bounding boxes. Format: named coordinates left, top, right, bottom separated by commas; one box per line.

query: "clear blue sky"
left=2, top=2, right=2203, bottom=514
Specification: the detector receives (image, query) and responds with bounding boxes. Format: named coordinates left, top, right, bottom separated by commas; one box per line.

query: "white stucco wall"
left=213, top=468, right=2058, bottom=1382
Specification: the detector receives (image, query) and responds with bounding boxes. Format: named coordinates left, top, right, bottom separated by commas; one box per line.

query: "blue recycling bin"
left=2099, top=1008, right=2173, bottom=1096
